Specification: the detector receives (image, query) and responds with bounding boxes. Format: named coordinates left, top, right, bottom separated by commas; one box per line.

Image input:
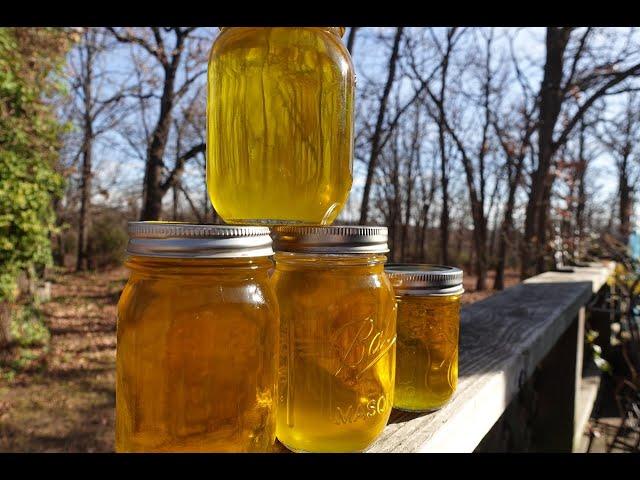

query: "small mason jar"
left=271, top=226, right=397, bottom=452
left=207, top=27, right=355, bottom=225
left=385, top=265, right=464, bottom=412
left=116, top=223, right=279, bottom=452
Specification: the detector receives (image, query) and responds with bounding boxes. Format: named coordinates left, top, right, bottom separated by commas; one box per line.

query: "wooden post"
left=528, top=307, right=582, bottom=451
left=475, top=308, right=583, bottom=452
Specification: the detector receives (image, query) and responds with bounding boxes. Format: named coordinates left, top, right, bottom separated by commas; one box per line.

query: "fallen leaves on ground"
left=0, top=268, right=126, bottom=452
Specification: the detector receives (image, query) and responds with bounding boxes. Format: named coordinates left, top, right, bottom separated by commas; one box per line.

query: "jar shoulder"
left=272, top=267, right=396, bottom=305
left=210, top=27, right=354, bottom=71
left=118, top=273, right=278, bottom=318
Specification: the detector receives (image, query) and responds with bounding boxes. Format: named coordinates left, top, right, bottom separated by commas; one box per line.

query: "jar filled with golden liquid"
left=385, top=265, right=463, bottom=412
left=116, top=223, right=279, bottom=452
left=272, top=226, right=397, bottom=452
left=207, top=27, right=355, bottom=225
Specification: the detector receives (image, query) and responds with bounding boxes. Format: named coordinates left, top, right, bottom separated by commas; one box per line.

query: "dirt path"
left=0, top=268, right=126, bottom=452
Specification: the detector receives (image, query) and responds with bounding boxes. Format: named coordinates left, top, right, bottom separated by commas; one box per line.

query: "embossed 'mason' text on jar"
left=386, top=264, right=463, bottom=413
left=116, top=223, right=278, bottom=452
left=207, top=27, right=355, bottom=225
left=272, top=226, right=396, bottom=453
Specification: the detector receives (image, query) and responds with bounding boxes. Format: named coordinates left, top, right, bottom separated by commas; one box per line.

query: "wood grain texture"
left=365, top=264, right=614, bottom=452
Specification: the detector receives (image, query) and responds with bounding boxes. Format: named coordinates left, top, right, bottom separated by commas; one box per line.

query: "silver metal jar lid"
left=272, top=226, right=389, bottom=254
left=385, top=264, right=464, bottom=295
left=126, top=222, right=274, bottom=259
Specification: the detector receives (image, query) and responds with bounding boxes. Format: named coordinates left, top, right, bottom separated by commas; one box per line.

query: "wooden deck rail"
left=366, top=262, right=615, bottom=453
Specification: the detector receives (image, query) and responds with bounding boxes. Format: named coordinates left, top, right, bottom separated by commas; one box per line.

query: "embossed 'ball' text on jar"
left=385, top=265, right=464, bottom=412
left=272, top=226, right=397, bottom=453
left=207, top=27, right=355, bottom=225
left=116, top=223, right=279, bottom=452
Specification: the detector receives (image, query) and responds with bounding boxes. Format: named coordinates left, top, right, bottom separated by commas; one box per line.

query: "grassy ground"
left=0, top=267, right=517, bottom=452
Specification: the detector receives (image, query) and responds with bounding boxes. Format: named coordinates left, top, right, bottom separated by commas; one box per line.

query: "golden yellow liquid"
left=273, top=254, right=396, bottom=452
left=207, top=27, right=355, bottom=225
left=116, top=256, right=279, bottom=452
left=394, top=294, right=461, bottom=412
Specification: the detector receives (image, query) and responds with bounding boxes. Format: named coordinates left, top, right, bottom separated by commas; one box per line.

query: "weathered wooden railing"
left=366, top=262, right=615, bottom=453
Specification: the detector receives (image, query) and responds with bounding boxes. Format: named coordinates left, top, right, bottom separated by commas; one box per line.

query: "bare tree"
left=597, top=92, right=640, bottom=244
left=522, top=27, right=640, bottom=278
left=400, top=105, right=421, bottom=261
left=108, top=27, right=210, bottom=220
left=491, top=33, right=538, bottom=289
left=66, top=28, right=130, bottom=271
left=417, top=28, right=500, bottom=290
left=405, top=27, right=462, bottom=265
left=359, top=27, right=404, bottom=225
left=434, top=28, right=457, bottom=266
left=416, top=154, right=438, bottom=262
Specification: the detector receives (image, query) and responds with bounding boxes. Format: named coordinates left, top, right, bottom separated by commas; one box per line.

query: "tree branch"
left=160, top=142, right=205, bottom=193
left=106, top=27, right=164, bottom=65
left=562, top=27, right=592, bottom=96
left=553, top=61, right=640, bottom=153
left=177, top=182, right=204, bottom=223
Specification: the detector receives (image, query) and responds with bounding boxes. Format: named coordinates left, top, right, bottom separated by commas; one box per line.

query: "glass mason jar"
left=207, top=27, right=355, bottom=225
left=385, top=265, right=464, bottom=412
left=116, top=223, right=279, bottom=452
left=272, top=226, right=397, bottom=452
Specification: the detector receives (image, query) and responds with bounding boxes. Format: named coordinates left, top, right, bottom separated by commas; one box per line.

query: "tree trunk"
left=437, top=32, right=455, bottom=266
left=488, top=221, right=497, bottom=265
left=419, top=206, right=428, bottom=262
left=359, top=27, right=404, bottom=225
left=173, top=183, right=179, bottom=221
left=86, top=231, right=95, bottom=270
left=471, top=34, right=492, bottom=292
left=401, top=113, right=418, bottom=262
left=494, top=232, right=508, bottom=290
left=494, top=183, right=518, bottom=290
left=76, top=137, right=92, bottom=271
left=474, top=223, right=488, bottom=291
left=456, top=221, right=464, bottom=264
left=76, top=39, right=94, bottom=272
left=521, top=28, right=571, bottom=279
left=401, top=167, right=413, bottom=262
left=619, top=175, right=633, bottom=244
left=52, top=196, right=65, bottom=267
left=574, top=123, right=587, bottom=259
left=440, top=178, right=450, bottom=264
left=346, top=27, right=358, bottom=55
left=141, top=63, right=179, bottom=221
left=467, top=231, right=475, bottom=276
left=391, top=134, right=402, bottom=262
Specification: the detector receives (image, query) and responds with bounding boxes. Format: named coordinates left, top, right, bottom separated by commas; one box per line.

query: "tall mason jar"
left=272, top=226, right=396, bottom=452
left=207, top=27, right=355, bottom=225
left=116, top=223, right=279, bottom=452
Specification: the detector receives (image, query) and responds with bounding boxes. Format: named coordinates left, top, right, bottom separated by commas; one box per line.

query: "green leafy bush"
left=10, top=305, right=50, bottom=347
left=0, top=28, right=72, bottom=301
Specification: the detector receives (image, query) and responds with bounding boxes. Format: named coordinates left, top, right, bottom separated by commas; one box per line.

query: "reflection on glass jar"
left=116, top=223, right=278, bottom=452
left=207, top=27, right=355, bottom=225
left=385, top=264, right=463, bottom=412
left=272, top=226, right=396, bottom=452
